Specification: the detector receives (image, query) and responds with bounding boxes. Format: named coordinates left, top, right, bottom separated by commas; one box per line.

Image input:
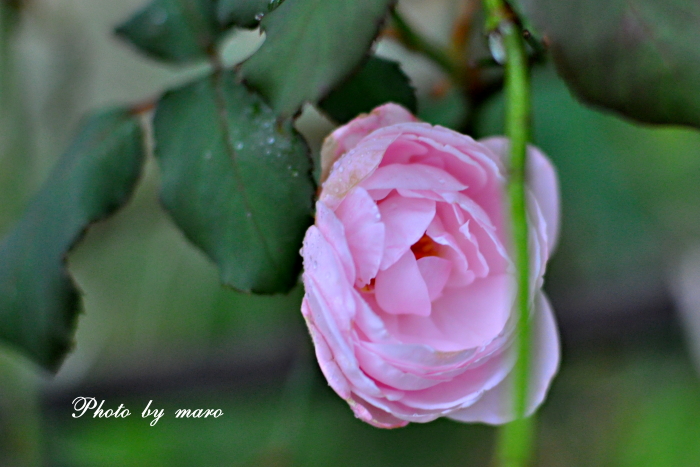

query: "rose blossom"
left=300, top=103, right=560, bottom=428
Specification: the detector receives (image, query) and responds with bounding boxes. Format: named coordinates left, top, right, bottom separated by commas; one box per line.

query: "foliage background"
left=2, top=0, right=700, bottom=465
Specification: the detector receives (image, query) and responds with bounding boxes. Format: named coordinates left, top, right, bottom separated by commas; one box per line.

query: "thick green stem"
left=482, top=1, right=534, bottom=466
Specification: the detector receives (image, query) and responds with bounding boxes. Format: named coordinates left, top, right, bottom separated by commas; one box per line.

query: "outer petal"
left=347, top=395, right=409, bottom=429
left=320, top=134, right=398, bottom=210
left=315, top=201, right=355, bottom=284
left=479, top=137, right=561, bottom=254
left=335, top=187, right=385, bottom=287
left=302, top=228, right=383, bottom=399
left=302, top=299, right=351, bottom=399
left=447, top=291, right=560, bottom=424
left=320, top=103, right=417, bottom=182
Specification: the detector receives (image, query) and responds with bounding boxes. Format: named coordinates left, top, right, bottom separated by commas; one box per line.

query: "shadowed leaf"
left=0, top=108, right=145, bottom=371
left=242, top=0, right=395, bottom=117
left=520, top=0, right=700, bottom=128
left=319, top=55, right=416, bottom=123
left=115, top=0, right=223, bottom=63
left=216, top=0, right=283, bottom=29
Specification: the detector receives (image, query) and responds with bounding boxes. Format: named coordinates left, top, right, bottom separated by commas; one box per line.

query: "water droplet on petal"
left=438, top=179, right=445, bottom=184
left=338, top=166, right=344, bottom=173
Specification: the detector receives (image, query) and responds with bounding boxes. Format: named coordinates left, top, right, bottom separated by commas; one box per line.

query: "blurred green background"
left=2, top=0, right=700, bottom=466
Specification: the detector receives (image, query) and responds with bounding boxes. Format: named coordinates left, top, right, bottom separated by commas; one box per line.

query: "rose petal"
left=414, top=136, right=489, bottom=191
left=355, top=345, right=444, bottom=391
left=315, top=201, right=355, bottom=283
left=381, top=137, right=429, bottom=166
left=430, top=274, right=514, bottom=349
left=320, top=134, right=398, bottom=210
left=304, top=279, right=383, bottom=398
left=375, top=251, right=432, bottom=317
left=416, top=256, right=452, bottom=301
left=426, top=215, right=474, bottom=288
left=377, top=193, right=436, bottom=270
left=302, top=226, right=355, bottom=330
left=347, top=395, right=410, bottom=429
left=362, top=163, right=467, bottom=193
left=479, top=137, right=560, bottom=253
left=320, top=103, right=416, bottom=182
left=303, top=299, right=351, bottom=399
left=380, top=274, right=514, bottom=352
left=447, top=291, right=560, bottom=424
left=395, top=345, right=514, bottom=411
left=334, top=187, right=385, bottom=286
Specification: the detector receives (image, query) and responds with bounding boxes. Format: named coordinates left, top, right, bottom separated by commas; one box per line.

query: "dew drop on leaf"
left=151, top=8, right=167, bottom=26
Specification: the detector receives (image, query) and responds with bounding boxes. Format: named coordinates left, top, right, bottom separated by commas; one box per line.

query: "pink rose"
left=300, top=103, right=560, bottom=428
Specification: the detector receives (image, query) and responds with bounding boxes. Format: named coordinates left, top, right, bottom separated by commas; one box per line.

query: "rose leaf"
left=115, top=0, right=223, bottom=63
left=241, top=0, right=396, bottom=117
left=153, top=71, right=314, bottom=294
left=0, top=108, right=145, bottom=371
left=319, top=55, right=417, bottom=124
left=520, top=0, right=700, bottom=128
left=216, top=0, right=283, bottom=29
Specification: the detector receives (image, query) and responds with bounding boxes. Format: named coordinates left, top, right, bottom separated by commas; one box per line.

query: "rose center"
left=410, top=233, right=439, bottom=260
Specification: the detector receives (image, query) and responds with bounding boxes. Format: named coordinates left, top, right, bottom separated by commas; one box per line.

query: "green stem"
left=390, top=9, right=463, bottom=83
left=0, top=3, right=12, bottom=105
left=482, top=1, right=533, bottom=467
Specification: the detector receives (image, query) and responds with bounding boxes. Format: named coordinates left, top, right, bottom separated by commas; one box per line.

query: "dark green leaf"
left=418, top=86, right=470, bottom=130
left=115, top=0, right=222, bottom=63
left=242, top=0, right=395, bottom=117
left=216, top=0, right=282, bottom=29
left=0, top=108, right=145, bottom=371
left=153, top=71, right=314, bottom=293
left=520, top=0, right=700, bottom=128
left=319, top=55, right=416, bottom=123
